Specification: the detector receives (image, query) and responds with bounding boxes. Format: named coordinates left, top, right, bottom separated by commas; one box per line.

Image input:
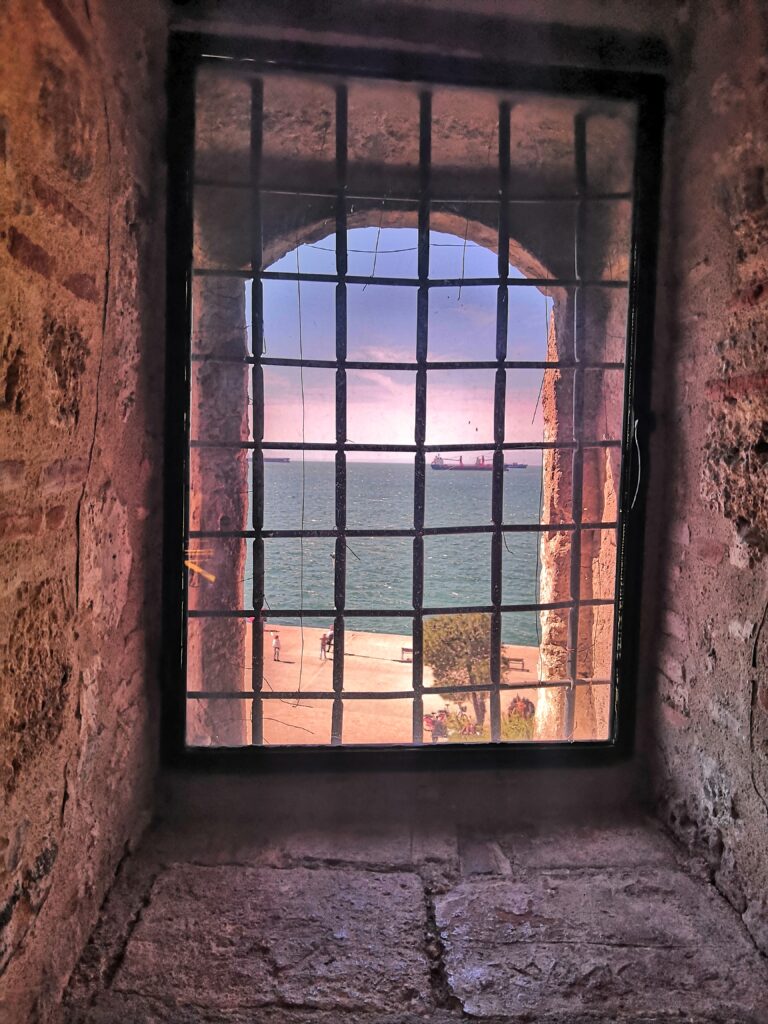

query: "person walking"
left=272, top=632, right=281, bottom=661
left=320, top=633, right=328, bottom=661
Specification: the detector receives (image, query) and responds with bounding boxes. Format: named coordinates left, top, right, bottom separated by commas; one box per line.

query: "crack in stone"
left=423, top=887, right=462, bottom=1013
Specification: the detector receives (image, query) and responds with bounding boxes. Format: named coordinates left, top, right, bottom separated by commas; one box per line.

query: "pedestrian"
left=326, top=627, right=334, bottom=652
left=320, top=633, right=328, bottom=661
left=272, top=632, right=281, bottom=661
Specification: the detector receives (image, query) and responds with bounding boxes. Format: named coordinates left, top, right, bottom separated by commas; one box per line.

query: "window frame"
left=163, top=31, right=665, bottom=770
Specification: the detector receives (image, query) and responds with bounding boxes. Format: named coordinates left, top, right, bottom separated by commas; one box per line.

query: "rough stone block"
left=0, top=460, right=25, bottom=488
left=0, top=509, right=43, bottom=541
left=39, top=458, right=87, bottom=493
left=6, top=226, right=54, bottom=278
left=662, top=609, right=688, bottom=642
left=111, top=865, right=432, bottom=1015
left=497, top=821, right=676, bottom=870
left=62, top=272, right=99, bottom=304
left=436, top=868, right=768, bottom=1019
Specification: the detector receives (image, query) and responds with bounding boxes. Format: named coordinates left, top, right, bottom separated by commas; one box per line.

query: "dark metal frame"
left=163, top=31, right=665, bottom=769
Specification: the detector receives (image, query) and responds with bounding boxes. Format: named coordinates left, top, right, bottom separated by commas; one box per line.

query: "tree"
left=423, top=613, right=508, bottom=733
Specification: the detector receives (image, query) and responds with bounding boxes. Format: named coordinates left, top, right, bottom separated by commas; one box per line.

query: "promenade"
left=254, top=624, right=540, bottom=745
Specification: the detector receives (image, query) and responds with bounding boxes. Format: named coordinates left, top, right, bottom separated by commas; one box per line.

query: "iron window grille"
left=164, top=34, right=664, bottom=762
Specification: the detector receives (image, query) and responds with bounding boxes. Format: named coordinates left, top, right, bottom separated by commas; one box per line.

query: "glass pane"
left=187, top=536, right=249, bottom=612
left=507, top=289, right=555, bottom=363
left=501, top=530, right=540, bottom=606
left=345, top=538, right=412, bottom=611
left=346, top=219, right=418, bottom=280
left=343, top=617, right=414, bottom=694
left=342, top=698, right=414, bottom=745
left=263, top=538, right=335, bottom=612
left=347, top=460, right=413, bottom=530
left=424, top=535, right=491, bottom=608
left=195, top=68, right=250, bottom=184
left=429, top=203, right=499, bottom=280
left=263, top=366, right=335, bottom=444
left=262, top=74, right=335, bottom=193
left=190, top=362, right=250, bottom=443
left=432, top=87, right=499, bottom=196
left=348, top=80, right=419, bottom=194
left=426, top=369, right=495, bottom=445
left=265, top=204, right=337, bottom=276
left=425, top=458, right=492, bottom=528
left=347, top=283, right=417, bottom=362
left=262, top=619, right=335, bottom=695
left=263, top=457, right=336, bottom=532
left=193, top=184, right=250, bottom=271
left=582, top=286, right=629, bottom=364
left=429, top=286, right=498, bottom=362
left=262, top=697, right=333, bottom=746
left=262, top=279, right=336, bottom=360
left=346, top=370, right=415, bottom=446
left=189, top=448, right=251, bottom=533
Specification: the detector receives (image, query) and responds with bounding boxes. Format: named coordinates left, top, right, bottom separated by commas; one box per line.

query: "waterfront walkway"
left=256, top=624, right=540, bottom=745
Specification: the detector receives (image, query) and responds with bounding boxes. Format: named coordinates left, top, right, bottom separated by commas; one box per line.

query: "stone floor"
left=62, top=814, right=768, bottom=1023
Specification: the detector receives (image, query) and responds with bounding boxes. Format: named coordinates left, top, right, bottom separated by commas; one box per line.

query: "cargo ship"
left=430, top=455, right=528, bottom=471
left=264, top=457, right=291, bottom=463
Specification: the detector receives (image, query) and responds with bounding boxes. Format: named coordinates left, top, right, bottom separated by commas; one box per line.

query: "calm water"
left=249, top=460, right=543, bottom=645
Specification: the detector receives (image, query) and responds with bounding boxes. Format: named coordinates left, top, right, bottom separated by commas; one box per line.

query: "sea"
left=250, top=460, right=544, bottom=646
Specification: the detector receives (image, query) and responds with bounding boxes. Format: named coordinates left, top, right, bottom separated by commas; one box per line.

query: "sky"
left=249, top=227, right=553, bottom=463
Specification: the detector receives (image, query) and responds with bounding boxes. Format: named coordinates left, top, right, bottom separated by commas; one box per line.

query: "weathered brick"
left=62, top=273, right=99, bottom=303
left=662, top=609, right=688, bottom=642
left=693, top=537, right=726, bottom=565
left=45, top=505, right=66, bottom=530
left=7, top=227, right=54, bottom=278
left=40, top=0, right=91, bottom=61
left=31, top=176, right=94, bottom=232
left=0, top=460, right=25, bottom=488
left=39, top=458, right=87, bottom=493
left=0, top=509, right=43, bottom=541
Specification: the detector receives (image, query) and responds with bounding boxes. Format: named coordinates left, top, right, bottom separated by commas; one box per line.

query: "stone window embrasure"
left=174, top=40, right=656, bottom=753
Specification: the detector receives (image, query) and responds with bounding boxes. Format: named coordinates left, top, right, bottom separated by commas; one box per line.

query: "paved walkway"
left=258, top=624, right=540, bottom=745
left=64, top=815, right=768, bottom=1022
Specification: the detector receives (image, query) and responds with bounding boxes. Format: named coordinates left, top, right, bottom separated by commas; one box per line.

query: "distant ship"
left=264, top=457, right=290, bottom=463
left=431, top=454, right=526, bottom=471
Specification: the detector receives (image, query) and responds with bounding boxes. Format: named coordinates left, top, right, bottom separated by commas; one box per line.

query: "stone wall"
left=0, top=1, right=166, bottom=1019
left=642, top=0, right=768, bottom=957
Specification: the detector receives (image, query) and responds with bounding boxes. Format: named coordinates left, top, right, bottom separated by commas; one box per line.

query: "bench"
left=509, top=656, right=525, bottom=671
left=401, top=646, right=413, bottom=662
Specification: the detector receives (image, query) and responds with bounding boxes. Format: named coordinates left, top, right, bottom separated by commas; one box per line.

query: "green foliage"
left=424, top=612, right=493, bottom=690
left=423, top=613, right=510, bottom=732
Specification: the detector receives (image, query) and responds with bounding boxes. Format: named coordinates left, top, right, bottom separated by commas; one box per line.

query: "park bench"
left=401, top=646, right=413, bottom=662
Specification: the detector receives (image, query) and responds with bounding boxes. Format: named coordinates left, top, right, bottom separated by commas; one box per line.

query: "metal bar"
left=189, top=597, right=614, bottom=619
left=191, top=439, right=622, bottom=452
left=193, top=35, right=667, bottom=100
left=189, top=679, right=613, bottom=699
left=190, top=520, right=619, bottom=540
left=489, top=99, right=511, bottom=744
left=564, top=112, right=588, bottom=742
left=331, top=84, right=348, bottom=746
left=163, top=37, right=197, bottom=763
left=412, top=90, right=432, bottom=745
left=193, top=267, right=629, bottom=289
left=193, top=355, right=625, bottom=371
left=195, top=176, right=632, bottom=205
left=249, top=78, right=265, bottom=745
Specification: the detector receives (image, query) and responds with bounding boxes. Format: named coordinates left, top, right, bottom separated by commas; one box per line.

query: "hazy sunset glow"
left=256, top=227, right=552, bottom=462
